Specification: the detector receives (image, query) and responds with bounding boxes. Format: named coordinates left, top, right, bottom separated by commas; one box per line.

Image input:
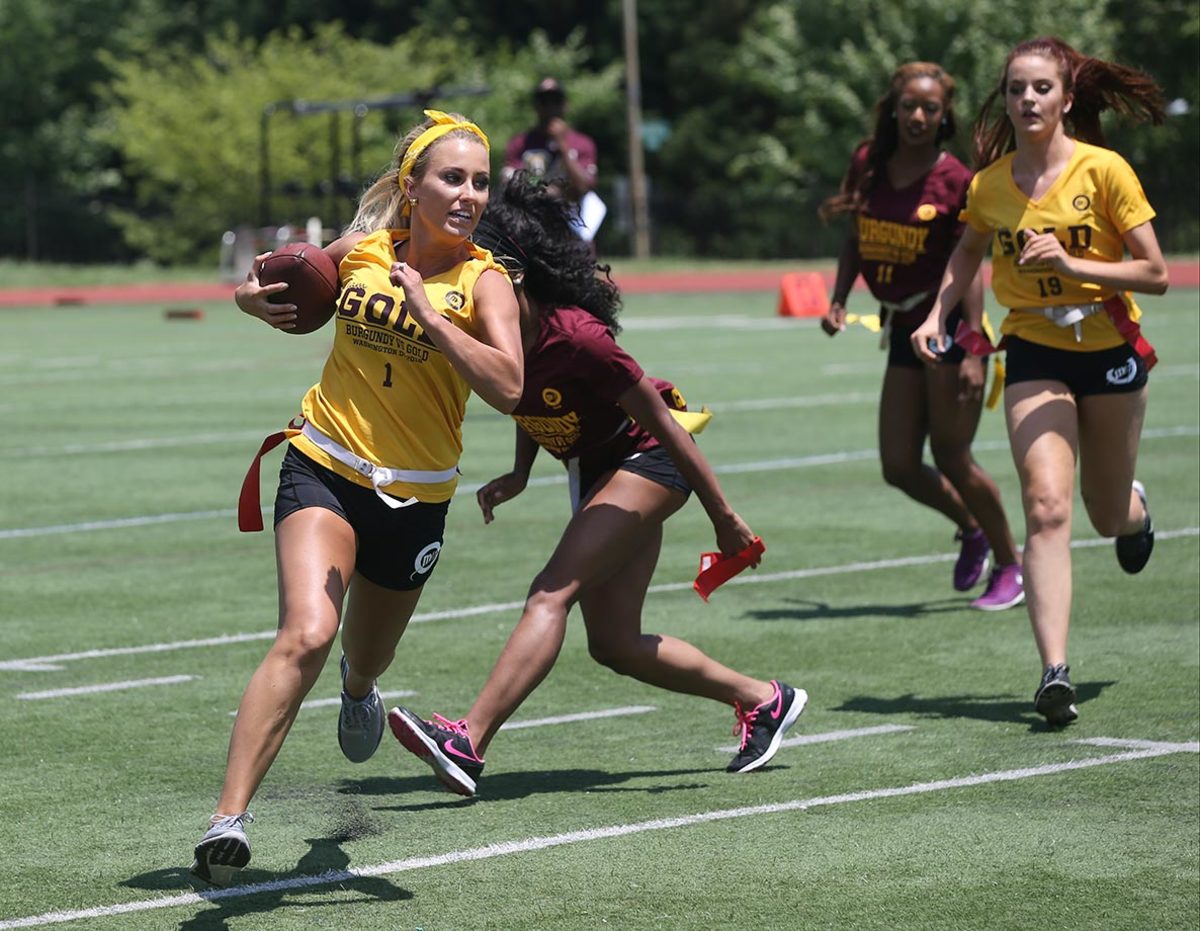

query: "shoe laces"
left=432, top=714, right=481, bottom=758
left=210, top=811, right=254, bottom=829
left=342, top=690, right=378, bottom=728
left=731, top=703, right=759, bottom=751
left=432, top=713, right=468, bottom=734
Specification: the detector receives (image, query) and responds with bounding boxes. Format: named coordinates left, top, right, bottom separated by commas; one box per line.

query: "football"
left=257, top=243, right=340, bottom=335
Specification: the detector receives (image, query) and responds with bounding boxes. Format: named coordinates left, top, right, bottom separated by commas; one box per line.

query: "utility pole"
left=622, top=0, right=651, bottom=258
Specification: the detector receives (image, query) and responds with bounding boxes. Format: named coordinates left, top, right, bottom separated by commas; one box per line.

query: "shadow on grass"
left=742, top=596, right=971, bottom=622
left=123, top=822, right=409, bottom=929
left=342, top=766, right=716, bottom=811
left=834, top=679, right=1117, bottom=729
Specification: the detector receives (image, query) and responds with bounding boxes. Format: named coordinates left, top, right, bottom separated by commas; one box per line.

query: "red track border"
left=0, top=262, right=1195, bottom=307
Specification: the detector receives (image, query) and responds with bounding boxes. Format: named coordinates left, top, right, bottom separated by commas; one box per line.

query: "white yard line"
left=3, top=425, right=1195, bottom=541
left=500, top=705, right=657, bottom=730
left=3, top=528, right=1196, bottom=674
left=0, top=738, right=1193, bottom=929
left=15, top=675, right=196, bottom=700
left=716, top=723, right=914, bottom=754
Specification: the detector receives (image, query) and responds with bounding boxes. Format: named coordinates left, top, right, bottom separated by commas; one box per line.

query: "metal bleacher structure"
left=220, top=85, right=489, bottom=283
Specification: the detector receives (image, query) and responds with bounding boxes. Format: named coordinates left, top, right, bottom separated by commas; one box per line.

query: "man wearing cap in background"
left=503, top=77, right=603, bottom=244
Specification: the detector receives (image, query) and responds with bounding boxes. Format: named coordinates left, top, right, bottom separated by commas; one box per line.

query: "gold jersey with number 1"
left=290, top=229, right=508, bottom=503
left=961, top=140, right=1156, bottom=351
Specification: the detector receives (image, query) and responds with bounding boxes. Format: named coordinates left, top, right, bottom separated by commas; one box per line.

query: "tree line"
left=1, top=0, right=1195, bottom=264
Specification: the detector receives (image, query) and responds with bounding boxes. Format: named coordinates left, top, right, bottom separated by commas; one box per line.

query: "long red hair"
left=972, top=36, right=1165, bottom=168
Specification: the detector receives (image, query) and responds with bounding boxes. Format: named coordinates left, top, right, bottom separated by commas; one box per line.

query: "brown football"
left=257, top=243, right=339, bottom=335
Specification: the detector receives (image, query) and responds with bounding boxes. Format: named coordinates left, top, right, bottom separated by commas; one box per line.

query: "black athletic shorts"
left=1004, top=336, right=1148, bottom=397
left=573, top=444, right=693, bottom=511
left=274, top=445, right=450, bottom=591
left=888, top=308, right=968, bottom=368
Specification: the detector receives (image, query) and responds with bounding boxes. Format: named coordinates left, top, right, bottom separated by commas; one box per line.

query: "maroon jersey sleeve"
left=504, top=132, right=526, bottom=170
left=567, top=130, right=598, bottom=176
left=569, top=318, right=643, bottom=401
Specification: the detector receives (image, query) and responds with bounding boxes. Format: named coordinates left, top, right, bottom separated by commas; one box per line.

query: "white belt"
left=1018, top=302, right=1104, bottom=342
left=880, top=289, right=933, bottom=314
left=300, top=421, right=457, bottom=509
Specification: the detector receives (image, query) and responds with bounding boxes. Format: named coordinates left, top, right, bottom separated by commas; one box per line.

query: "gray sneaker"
left=1034, top=664, right=1079, bottom=726
left=191, top=811, right=253, bottom=886
left=338, top=654, right=384, bottom=763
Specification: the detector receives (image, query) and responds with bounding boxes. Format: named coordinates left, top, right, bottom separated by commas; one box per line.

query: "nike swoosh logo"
left=768, top=687, right=783, bottom=720
left=442, top=739, right=478, bottom=763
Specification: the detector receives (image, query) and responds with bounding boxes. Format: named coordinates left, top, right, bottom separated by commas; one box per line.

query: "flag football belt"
left=879, top=289, right=933, bottom=314
left=236, top=417, right=458, bottom=532
left=951, top=294, right=1157, bottom=371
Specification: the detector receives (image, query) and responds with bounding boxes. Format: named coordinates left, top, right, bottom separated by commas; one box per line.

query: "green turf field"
left=0, top=288, right=1196, bottom=930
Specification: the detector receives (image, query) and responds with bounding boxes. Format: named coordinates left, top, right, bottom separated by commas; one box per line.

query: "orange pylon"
left=777, top=272, right=831, bottom=317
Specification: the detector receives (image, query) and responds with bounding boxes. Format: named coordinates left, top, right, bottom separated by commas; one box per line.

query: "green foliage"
left=644, top=0, right=1123, bottom=257
left=97, top=24, right=622, bottom=263
left=0, top=0, right=1195, bottom=262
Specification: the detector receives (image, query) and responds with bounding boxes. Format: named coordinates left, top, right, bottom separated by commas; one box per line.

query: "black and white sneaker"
left=1115, top=480, right=1154, bottom=574
left=338, top=655, right=384, bottom=763
left=388, top=705, right=485, bottom=797
left=1034, top=664, right=1079, bottom=726
left=191, top=811, right=253, bottom=886
left=726, top=681, right=807, bottom=773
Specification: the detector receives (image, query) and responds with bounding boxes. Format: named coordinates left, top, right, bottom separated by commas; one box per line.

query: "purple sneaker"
left=970, top=564, right=1025, bottom=611
left=953, top=529, right=990, bottom=591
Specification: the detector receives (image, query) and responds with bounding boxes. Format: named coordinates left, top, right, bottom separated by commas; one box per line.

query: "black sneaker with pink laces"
left=388, top=705, right=485, bottom=796
left=726, top=681, right=808, bottom=773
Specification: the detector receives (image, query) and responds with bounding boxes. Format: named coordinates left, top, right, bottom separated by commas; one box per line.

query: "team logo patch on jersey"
left=1073, top=194, right=1091, bottom=211
left=411, top=541, right=442, bottom=579
left=916, top=203, right=938, bottom=222
left=445, top=291, right=464, bottom=311
left=1105, top=358, right=1139, bottom=386
left=542, top=387, right=563, bottom=409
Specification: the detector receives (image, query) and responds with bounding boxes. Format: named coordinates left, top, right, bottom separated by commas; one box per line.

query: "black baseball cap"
left=533, top=77, right=566, bottom=100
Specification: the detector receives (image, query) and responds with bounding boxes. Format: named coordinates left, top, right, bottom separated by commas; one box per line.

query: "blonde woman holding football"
left=192, top=111, right=522, bottom=885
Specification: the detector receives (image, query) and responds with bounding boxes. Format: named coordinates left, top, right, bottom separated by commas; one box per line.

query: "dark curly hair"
left=473, top=171, right=622, bottom=334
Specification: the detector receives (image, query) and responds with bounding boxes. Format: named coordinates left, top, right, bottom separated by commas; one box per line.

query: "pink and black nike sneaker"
left=388, top=706, right=485, bottom=797
left=726, top=680, right=807, bottom=773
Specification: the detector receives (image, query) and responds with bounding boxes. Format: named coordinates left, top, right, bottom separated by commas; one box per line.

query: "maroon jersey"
left=848, top=144, right=972, bottom=330
left=512, top=307, right=674, bottom=473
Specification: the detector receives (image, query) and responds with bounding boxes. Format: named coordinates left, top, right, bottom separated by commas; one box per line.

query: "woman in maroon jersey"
left=819, top=62, right=1023, bottom=610
left=387, top=175, right=807, bottom=795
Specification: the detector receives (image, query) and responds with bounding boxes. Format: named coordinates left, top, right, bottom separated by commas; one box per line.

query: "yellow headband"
left=397, top=110, right=490, bottom=212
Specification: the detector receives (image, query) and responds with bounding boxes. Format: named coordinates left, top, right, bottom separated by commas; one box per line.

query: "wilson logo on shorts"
left=1105, top=359, right=1139, bottom=386
left=412, top=542, right=442, bottom=579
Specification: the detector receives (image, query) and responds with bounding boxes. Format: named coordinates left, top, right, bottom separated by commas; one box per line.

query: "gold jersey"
left=962, top=141, right=1156, bottom=350
left=290, top=229, right=507, bottom=502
